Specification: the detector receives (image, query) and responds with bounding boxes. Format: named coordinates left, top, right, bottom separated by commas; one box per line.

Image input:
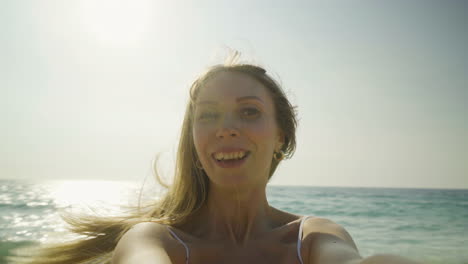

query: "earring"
left=195, top=159, right=204, bottom=170
left=273, top=151, right=284, bottom=161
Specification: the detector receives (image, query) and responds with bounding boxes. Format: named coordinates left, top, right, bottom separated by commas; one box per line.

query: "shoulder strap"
left=167, top=226, right=190, bottom=264
left=297, top=216, right=312, bottom=264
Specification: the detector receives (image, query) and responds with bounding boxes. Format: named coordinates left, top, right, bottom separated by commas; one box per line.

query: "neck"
left=195, top=183, right=273, bottom=245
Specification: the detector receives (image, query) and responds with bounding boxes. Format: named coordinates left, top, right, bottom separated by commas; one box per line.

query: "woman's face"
left=193, top=71, right=283, bottom=188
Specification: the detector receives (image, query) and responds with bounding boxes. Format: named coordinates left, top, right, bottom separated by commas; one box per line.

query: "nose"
left=216, top=116, right=240, bottom=139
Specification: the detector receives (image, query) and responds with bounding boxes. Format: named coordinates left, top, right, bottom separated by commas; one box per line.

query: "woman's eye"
left=198, top=112, right=219, bottom=120
left=241, top=107, right=260, bottom=118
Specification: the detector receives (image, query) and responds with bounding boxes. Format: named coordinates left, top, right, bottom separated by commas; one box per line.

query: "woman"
left=12, top=57, right=420, bottom=264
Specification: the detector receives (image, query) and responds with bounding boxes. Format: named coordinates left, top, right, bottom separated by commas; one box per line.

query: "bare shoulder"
left=302, top=217, right=361, bottom=264
left=302, top=217, right=357, bottom=249
left=112, top=222, right=173, bottom=264
left=118, top=221, right=170, bottom=245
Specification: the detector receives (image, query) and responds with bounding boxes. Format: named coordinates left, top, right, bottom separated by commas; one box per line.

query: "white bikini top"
left=167, top=215, right=312, bottom=264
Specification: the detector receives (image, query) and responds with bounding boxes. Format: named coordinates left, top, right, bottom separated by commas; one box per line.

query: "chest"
left=167, top=239, right=304, bottom=264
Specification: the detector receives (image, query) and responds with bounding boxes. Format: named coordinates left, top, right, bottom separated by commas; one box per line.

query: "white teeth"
left=214, top=151, right=247, bottom=161
left=214, top=152, right=223, bottom=160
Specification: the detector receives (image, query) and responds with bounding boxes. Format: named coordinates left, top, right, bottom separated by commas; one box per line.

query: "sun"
left=77, top=0, right=154, bottom=48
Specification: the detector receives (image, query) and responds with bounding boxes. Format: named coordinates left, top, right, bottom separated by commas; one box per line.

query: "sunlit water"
left=1, top=179, right=467, bottom=263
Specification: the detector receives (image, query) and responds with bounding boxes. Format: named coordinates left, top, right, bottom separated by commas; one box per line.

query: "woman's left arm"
left=303, top=218, right=421, bottom=264
left=360, top=255, right=421, bottom=264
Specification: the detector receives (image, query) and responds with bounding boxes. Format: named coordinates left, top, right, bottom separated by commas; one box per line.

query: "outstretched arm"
left=112, top=222, right=173, bottom=264
left=360, top=255, right=421, bottom=264
left=303, top=218, right=421, bottom=264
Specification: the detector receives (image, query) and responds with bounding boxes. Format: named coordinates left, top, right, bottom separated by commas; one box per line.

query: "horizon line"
left=1, top=177, right=466, bottom=191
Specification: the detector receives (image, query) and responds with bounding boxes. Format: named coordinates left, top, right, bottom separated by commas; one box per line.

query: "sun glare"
left=77, top=0, right=154, bottom=48
left=48, top=180, right=140, bottom=212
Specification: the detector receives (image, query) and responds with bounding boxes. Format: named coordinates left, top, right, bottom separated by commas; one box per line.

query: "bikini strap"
left=297, top=216, right=312, bottom=264
left=166, top=226, right=190, bottom=264
left=167, top=217, right=311, bottom=264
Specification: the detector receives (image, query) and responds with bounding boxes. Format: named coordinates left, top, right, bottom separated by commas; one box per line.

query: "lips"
left=211, top=149, right=250, bottom=168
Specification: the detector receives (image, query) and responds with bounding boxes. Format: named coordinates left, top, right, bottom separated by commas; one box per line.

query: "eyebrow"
left=197, top=96, right=264, bottom=105
left=237, top=96, right=264, bottom=103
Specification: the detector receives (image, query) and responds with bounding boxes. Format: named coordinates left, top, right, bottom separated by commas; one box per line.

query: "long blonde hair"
left=9, top=57, right=297, bottom=264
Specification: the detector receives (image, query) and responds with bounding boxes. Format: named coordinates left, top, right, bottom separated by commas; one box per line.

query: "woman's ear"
left=276, top=131, right=285, bottom=152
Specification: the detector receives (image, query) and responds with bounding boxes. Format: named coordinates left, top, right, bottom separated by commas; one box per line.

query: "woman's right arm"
left=112, top=222, right=173, bottom=264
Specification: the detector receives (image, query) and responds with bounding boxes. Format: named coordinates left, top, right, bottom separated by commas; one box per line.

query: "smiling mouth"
left=211, top=151, right=251, bottom=168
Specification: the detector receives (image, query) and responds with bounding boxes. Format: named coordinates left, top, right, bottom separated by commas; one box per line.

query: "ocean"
left=0, top=179, right=467, bottom=264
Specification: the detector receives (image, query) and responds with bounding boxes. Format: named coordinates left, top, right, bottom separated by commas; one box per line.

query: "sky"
left=1, top=0, right=467, bottom=189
